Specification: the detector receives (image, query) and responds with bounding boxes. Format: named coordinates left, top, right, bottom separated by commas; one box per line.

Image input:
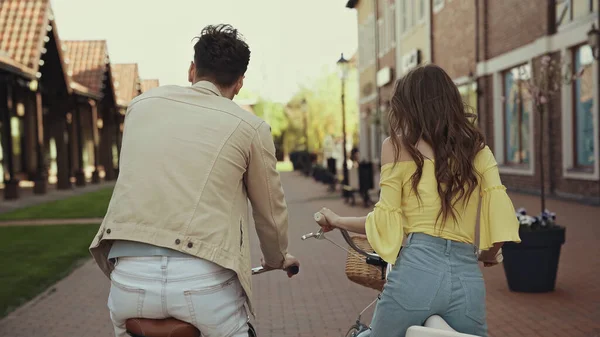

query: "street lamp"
left=337, top=53, right=350, bottom=196
left=301, top=98, right=308, bottom=151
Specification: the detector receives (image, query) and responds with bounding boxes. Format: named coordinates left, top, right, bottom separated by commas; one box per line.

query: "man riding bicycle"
left=89, top=24, right=299, bottom=337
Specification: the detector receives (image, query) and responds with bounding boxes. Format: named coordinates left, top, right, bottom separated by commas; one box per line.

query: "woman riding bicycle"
left=315, top=64, right=521, bottom=337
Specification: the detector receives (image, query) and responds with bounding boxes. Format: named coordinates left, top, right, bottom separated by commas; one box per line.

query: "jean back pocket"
left=386, top=261, right=444, bottom=311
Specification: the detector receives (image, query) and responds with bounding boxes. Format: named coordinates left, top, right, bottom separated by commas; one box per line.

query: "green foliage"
left=238, top=66, right=360, bottom=158
left=285, top=66, right=359, bottom=155
left=252, top=99, right=288, bottom=137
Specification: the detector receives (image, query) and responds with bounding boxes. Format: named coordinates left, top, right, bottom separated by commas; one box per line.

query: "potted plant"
left=501, top=54, right=575, bottom=292
left=502, top=208, right=566, bottom=292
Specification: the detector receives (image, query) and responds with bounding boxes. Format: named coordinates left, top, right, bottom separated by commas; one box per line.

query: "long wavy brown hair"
left=388, top=64, right=485, bottom=230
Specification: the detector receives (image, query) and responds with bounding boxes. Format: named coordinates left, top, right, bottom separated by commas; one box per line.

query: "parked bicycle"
left=303, top=212, right=480, bottom=337
left=123, top=265, right=299, bottom=337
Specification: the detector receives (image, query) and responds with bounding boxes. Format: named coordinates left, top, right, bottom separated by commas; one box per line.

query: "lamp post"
left=337, top=53, right=350, bottom=196
left=301, top=98, right=308, bottom=151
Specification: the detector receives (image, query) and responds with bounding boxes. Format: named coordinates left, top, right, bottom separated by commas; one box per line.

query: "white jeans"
left=108, top=256, right=249, bottom=337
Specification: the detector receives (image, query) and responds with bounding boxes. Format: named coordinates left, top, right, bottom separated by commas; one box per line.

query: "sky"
left=50, top=0, right=358, bottom=103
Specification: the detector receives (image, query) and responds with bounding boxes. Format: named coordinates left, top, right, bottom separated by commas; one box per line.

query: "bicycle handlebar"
left=307, top=212, right=383, bottom=261
left=251, top=265, right=300, bottom=275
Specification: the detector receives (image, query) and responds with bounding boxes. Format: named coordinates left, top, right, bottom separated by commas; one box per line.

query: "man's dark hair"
left=193, top=24, right=250, bottom=87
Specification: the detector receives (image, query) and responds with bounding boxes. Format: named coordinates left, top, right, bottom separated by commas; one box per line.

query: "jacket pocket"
left=460, top=275, right=487, bottom=325
left=386, top=260, right=443, bottom=311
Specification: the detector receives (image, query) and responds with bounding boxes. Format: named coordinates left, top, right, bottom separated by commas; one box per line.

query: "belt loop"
left=445, top=239, right=451, bottom=256
left=407, top=233, right=414, bottom=244
left=161, top=256, right=168, bottom=270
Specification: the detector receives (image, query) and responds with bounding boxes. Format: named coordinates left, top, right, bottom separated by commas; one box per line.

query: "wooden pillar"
left=33, top=91, right=47, bottom=194
left=74, top=103, right=86, bottom=187
left=24, top=92, right=37, bottom=178
left=2, top=76, right=19, bottom=199
left=51, top=100, right=72, bottom=190
left=100, top=108, right=116, bottom=181
left=90, top=100, right=101, bottom=183
left=114, top=111, right=122, bottom=177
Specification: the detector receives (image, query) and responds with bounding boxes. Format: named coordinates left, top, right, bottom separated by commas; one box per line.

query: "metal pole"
left=303, top=103, right=309, bottom=152
left=341, top=76, right=349, bottom=195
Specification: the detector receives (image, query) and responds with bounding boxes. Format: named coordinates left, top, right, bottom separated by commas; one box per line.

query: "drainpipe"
left=430, top=0, right=435, bottom=63
left=374, top=0, right=382, bottom=166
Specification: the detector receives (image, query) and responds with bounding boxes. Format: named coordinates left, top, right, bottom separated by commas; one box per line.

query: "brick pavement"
left=0, top=171, right=599, bottom=337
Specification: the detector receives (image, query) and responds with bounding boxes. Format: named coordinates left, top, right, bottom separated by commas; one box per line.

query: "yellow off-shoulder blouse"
left=365, top=146, right=521, bottom=264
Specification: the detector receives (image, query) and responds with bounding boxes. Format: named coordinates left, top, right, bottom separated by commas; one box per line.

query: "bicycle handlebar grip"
left=286, top=265, right=300, bottom=275
left=314, top=212, right=323, bottom=222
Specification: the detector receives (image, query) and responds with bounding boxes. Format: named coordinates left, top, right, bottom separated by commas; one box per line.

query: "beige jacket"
left=89, top=81, right=289, bottom=313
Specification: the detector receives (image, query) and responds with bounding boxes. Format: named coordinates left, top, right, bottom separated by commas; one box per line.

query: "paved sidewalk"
left=0, top=171, right=598, bottom=337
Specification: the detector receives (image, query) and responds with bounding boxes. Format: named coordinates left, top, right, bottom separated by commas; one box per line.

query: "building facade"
left=347, top=0, right=397, bottom=165
left=349, top=0, right=600, bottom=204
left=474, top=0, right=600, bottom=203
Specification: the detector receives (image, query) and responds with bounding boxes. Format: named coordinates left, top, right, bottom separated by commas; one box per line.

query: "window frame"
left=556, top=0, right=594, bottom=28
left=571, top=44, right=595, bottom=170
left=502, top=64, right=532, bottom=168
left=433, top=0, right=444, bottom=14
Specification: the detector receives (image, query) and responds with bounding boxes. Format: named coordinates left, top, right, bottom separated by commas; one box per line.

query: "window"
left=378, top=18, right=385, bottom=56
left=368, top=16, right=376, bottom=65
left=418, top=0, right=426, bottom=21
left=358, top=16, right=376, bottom=69
left=503, top=64, right=532, bottom=166
left=572, top=45, right=595, bottom=168
left=433, top=0, right=444, bottom=13
left=401, top=0, right=408, bottom=33
left=389, top=3, right=396, bottom=48
left=556, top=0, right=593, bottom=27
left=458, top=82, right=478, bottom=115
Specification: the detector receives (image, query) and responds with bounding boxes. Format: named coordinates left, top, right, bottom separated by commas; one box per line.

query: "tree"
left=516, top=54, right=578, bottom=219
left=286, top=66, right=359, bottom=156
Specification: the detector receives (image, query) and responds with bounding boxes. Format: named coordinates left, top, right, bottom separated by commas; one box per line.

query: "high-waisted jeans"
left=359, top=233, right=488, bottom=337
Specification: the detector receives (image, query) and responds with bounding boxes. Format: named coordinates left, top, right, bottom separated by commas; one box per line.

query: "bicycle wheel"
left=248, top=322, right=257, bottom=337
left=344, top=326, right=360, bottom=337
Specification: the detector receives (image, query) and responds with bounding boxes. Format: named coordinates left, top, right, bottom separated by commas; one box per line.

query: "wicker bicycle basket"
left=345, top=235, right=386, bottom=291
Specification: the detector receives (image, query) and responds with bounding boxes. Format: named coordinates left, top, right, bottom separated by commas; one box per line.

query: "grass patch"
left=0, top=224, right=99, bottom=318
left=0, top=187, right=113, bottom=220
left=276, top=161, right=294, bottom=172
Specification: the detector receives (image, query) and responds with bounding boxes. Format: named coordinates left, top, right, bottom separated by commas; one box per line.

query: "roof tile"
left=141, top=79, right=159, bottom=92
left=0, top=0, right=50, bottom=72
left=63, top=40, right=108, bottom=96
left=112, top=63, right=141, bottom=106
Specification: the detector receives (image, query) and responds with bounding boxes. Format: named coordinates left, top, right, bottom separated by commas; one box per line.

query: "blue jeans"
left=359, top=233, right=488, bottom=337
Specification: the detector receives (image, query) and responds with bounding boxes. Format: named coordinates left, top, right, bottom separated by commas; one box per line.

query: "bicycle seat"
left=406, top=326, right=480, bottom=337
left=125, top=318, right=200, bottom=337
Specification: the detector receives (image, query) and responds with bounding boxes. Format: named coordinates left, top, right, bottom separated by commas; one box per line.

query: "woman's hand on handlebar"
left=315, top=208, right=341, bottom=232
left=261, top=253, right=300, bottom=278
left=315, top=208, right=368, bottom=235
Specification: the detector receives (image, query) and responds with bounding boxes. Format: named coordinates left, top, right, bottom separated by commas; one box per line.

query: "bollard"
left=358, top=161, right=374, bottom=207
